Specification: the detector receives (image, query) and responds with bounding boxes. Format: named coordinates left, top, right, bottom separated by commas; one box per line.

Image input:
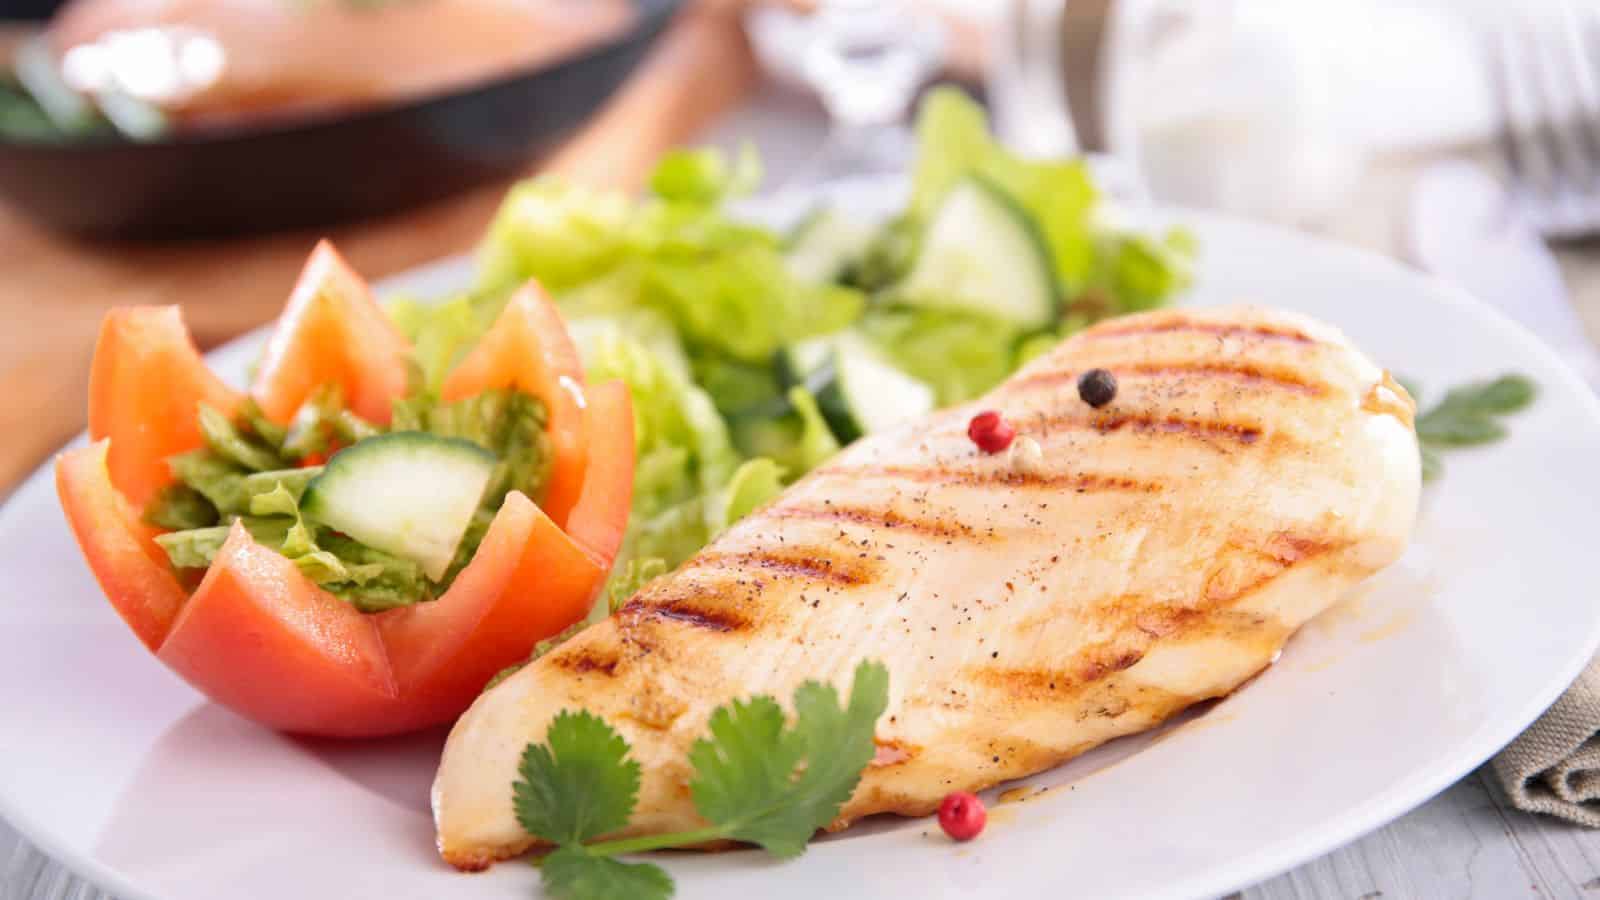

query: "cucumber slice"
left=300, top=433, right=496, bottom=581
left=812, top=334, right=935, bottom=444
left=894, top=176, right=1060, bottom=328
left=775, top=336, right=837, bottom=390
left=785, top=208, right=877, bottom=284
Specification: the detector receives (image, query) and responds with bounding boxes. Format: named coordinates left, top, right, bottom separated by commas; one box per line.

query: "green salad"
left=390, top=86, right=1196, bottom=611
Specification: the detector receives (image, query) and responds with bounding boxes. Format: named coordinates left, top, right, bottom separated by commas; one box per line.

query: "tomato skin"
left=441, top=282, right=588, bottom=527
left=252, top=240, right=411, bottom=426
left=88, top=306, right=243, bottom=510
left=156, top=522, right=401, bottom=737
left=55, top=441, right=189, bottom=651
left=375, top=491, right=605, bottom=731
left=563, top=380, right=635, bottom=567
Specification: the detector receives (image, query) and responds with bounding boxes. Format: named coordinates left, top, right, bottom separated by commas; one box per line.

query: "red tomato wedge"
left=88, top=306, right=243, bottom=509
left=252, top=240, right=411, bottom=425
left=55, top=246, right=638, bottom=738
left=157, top=522, right=400, bottom=737
left=56, top=441, right=189, bottom=651
left=375, top=492, right=606, bottom=730
left=563, top=379, right=635, bottom=566
left=441, top=283, right=588, bottom=527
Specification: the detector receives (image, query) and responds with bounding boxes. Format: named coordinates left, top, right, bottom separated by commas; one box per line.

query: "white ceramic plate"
left=5, top=180, right=1600, bottom=900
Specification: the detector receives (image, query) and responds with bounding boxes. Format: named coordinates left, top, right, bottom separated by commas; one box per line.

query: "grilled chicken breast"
left=434, top=306, right=1420, bottom=870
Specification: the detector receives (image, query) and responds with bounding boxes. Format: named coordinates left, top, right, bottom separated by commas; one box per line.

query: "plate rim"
left=5, top=200, right=1600, bottom=900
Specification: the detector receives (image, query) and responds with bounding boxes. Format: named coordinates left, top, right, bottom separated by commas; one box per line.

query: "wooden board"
left=0, top=7, right=757, bottom=494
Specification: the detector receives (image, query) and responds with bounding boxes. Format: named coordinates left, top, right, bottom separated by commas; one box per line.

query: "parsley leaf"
left=690, top=660, right=889, bottom=857
left=515, top=711, right=640, bottom=845
left=1410, top=373, right=1536, bottom=481
left=540, top=847, right=674, bottom=900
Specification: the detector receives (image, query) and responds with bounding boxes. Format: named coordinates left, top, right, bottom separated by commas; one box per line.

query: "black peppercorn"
left=1077, top=368, right=1117, bottom=407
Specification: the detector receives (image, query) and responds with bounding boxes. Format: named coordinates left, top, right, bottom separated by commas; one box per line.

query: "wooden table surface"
left=8, top=11, right=1600, bottom=900
left=0, top=7, right=756, bottom=493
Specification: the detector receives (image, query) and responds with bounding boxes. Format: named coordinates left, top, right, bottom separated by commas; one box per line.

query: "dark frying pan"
left=0, top=0, right=682, bottom=237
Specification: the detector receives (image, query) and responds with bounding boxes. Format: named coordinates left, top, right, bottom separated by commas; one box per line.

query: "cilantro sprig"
left=512, top=660, right=890, bottom=900
left=1406, top=374, right=1536, bottom=481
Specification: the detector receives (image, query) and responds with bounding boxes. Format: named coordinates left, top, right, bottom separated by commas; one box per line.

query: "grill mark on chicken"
left=618, top=594, right=750, bottom=633
left=683, top=549, right=873, bottom=586
left=993, top=534, right=1342, bottom=702
left=765, top=502, right=979, bottom=540
left=981, top=610, right=1284, bottom=704
left=1084, top=318, right=1317, bottom=345
left=1016, top=410, right=1266, bottom=448
left=1011, top=361, right=1327, bottom=396
left=815, top=463, right=1167, bottom=495
left=548, top=647, right=619, bottom=677
left=1263, top=532, right=1336, bottom=564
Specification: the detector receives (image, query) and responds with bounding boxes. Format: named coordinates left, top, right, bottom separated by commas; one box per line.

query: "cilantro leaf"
left=1419, top=444, right=1444, bottom=483
left=1418, top=414, right=1506, bottom=446
left=514, top=711, right=640, bottom=845
left=1416, top=374, right=1535, bottom=446
left=1464, top=374, right=1536, bottom=413
left=1405, top=373, right=1535, bottom=481
left=688, top=660, right=890, bottom=858
left=509, top=661, right=891, bottom=900
left=540, top=846, right=673, bottom=900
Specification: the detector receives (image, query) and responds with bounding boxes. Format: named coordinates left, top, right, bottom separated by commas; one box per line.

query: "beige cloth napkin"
left=1491, top=655, right=1600, bottom=827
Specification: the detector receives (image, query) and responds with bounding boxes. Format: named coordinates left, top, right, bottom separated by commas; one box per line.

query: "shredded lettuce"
left=197, top=403, right=285, bottom=472
left=149, top=387, right=550, bottom=612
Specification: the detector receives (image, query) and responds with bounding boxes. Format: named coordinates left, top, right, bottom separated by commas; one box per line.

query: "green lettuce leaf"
left=603, top=557, right=668, bottom=615
left=166, top=450, right=250, bottom=514
left=857, top=306, right=1025, bottom=406
left=715, top=457, right=785, bottom=527
left=477, top=178, right=633, bottom=296
left=730, top=388, right=841, bottom=479
left=648, top=144, right=761, bottom=208
left=476, top=149, right=865, bottom=369
left=387, top=292, right=498, bottom=395
left=908, top=86, right=1099, bottom=293
left=580, top=327, right=738, bottom=517
left=280, top=385, right=380, bottom=461
left=197, top=403, right=285, bottom=472
left=643, top=248, right=863, bottom=365
left=143, top=484, right=218, bottom=531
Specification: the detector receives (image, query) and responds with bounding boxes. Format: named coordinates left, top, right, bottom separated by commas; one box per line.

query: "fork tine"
left=1528, top=0, right=1600, bottom=235
left=1485, top=18, right=1558, bottom=224
left=1555, top=1, right=1600, bottom=157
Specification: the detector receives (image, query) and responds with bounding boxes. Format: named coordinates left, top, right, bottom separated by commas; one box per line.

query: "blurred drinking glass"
left=794, top=0, right=944, bottom=183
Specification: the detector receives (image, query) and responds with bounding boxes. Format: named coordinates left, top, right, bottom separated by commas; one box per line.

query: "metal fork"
left=1484, top=1, right=1600, bottom=239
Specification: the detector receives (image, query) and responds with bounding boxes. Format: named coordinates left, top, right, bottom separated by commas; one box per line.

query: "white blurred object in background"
left=1097, top=0, right=1494, bottom=226
left=746, top=0, right=944, bottom=184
